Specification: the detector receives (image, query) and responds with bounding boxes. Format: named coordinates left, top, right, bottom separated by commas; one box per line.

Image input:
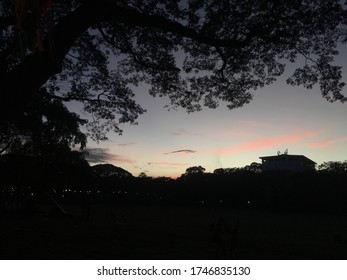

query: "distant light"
left=247, top=200, right=251, bottom=204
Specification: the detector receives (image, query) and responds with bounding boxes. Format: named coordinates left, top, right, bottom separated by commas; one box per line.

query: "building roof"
left=259, top=154, right=316, bottom=164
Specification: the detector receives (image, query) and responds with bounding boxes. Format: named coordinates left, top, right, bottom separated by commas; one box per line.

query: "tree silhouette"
left=318, top=161, right=347, bottom=174
left=0, top=89, right=89, bottom=192
left=0, top=89, right=86, bottom=156
left=0, top=147, right=91, bottom=192
left=213, top=168, right=239, bottom=176
left=1, top=0, right=347, bottom=143
left=138, top=172, right=149, bottom=178
left=184, top=166, right=206, bottom=176
left=92, top=163, right=133, bottom=178
left=242, top=162, right=262, bottom=174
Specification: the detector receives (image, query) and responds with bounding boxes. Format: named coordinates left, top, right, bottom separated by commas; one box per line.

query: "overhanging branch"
left=0, top=0, right=282, bottom=108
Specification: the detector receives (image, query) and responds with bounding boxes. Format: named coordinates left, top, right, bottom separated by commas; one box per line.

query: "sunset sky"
left=84, top=51, right=347, bottom=178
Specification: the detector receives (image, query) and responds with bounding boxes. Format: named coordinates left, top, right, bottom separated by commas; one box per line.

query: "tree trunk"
left=1, top=2, right=105, bottom=117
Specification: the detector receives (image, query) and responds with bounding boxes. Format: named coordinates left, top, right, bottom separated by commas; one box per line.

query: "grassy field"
left=1, top=203, right=347, bottom=259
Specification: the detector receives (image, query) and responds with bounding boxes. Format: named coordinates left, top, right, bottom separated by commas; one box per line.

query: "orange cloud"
left=307, top=136, right=347, bottom=148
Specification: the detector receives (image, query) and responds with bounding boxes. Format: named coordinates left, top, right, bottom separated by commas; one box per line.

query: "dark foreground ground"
left=1, top=203, right=347, bottom=259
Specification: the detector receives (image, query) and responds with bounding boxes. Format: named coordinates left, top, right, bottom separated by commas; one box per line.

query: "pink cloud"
left=148, top=161, right=190, bottom=169
left=216, top=134, right=307, bottom=156
left=307, top=136, right=347, bottom=148
left=222, top=121, right=321, bottom=141
left=109, top=156, right=137, bottom=164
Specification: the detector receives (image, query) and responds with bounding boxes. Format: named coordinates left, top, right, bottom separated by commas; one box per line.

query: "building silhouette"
left=259, top=153, right=316, bottom=172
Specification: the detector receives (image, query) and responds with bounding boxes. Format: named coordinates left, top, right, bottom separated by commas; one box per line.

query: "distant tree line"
left=1, top=157, right=347, bottom=216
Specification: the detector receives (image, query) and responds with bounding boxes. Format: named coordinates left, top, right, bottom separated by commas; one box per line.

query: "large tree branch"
left=48, top=92, right=106, bottom=103
left=0, top=0, right=255, bottom=115
left=105, top=6, right=245, bottom=48
left=1, top=1, right=105, bottom=116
